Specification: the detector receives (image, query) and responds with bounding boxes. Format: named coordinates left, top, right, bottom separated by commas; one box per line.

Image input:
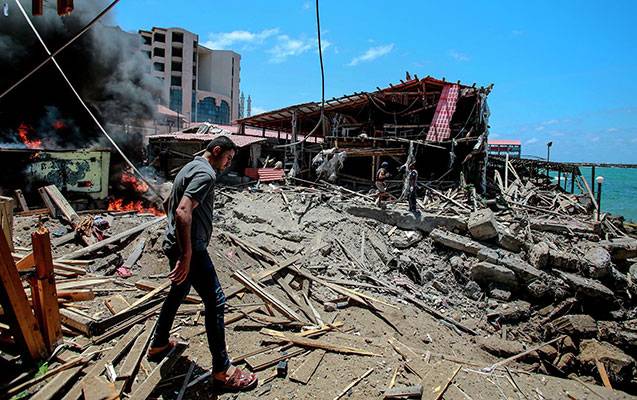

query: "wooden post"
left=558, top=169, right=562, bottom=189
left=504, top=153, right=509, bottom=190
left=15, top=189, right=29, bottom=211
left=571, top=171, right=575, bottom=193
left=0, top=229, right=48, bottom=360
left=591, top=165, right=596, bottom=196
left=0, top=196, right=14, bottom=252
left=31, top=227, right=62, bottom=351
left=38, top=187, right=57, bottom=218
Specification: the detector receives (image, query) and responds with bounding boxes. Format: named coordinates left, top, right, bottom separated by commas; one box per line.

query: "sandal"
left=213, top=367, right=258, bottom=392
left=147, top=338, right=177, bottom=362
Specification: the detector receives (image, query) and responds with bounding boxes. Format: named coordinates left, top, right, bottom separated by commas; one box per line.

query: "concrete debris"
left=556, top=271, right=615, bottom=300
left=529, top=242, right=550, bottom=270
left=470, top=261, right=517, bottom=289
left=578, top=339, right=636, bottom=386
left=467, top=209, right=498, bottom=241
left=477, top=336, right=525, bottom=357
left=488, top=300, right=532, bottom=323
left=549, top=314, right=598, bottom=338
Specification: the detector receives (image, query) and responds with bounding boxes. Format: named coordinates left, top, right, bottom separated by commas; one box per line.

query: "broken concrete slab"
left=489, top=288, right=512, bottom=301
left=583, top=247, right=612, bottom=279
left=549, top=314, right=598, bottom=339
left=477, top=249, right=544, bottom=283
left=430, top=228, right=484, bottom=255
left=498, top=231, right=524, bottom=253
left=467, top=209, right=498, bottom=241
left=555, top=271, right=615, bottom=300
left=470, top=261, right=517, bottom=289
left=578, top=339, right=636, bottom=386
left=600, top=238, right=637, bottom=263
left=477, top=336, right=525, bottom=357
left=488, top=300, right=532, bottom=323
left=346, top=207, right=467, bottom=234
left=529, top=242, right=550, bottom=270
left=548, top=250, right=582, bottom=273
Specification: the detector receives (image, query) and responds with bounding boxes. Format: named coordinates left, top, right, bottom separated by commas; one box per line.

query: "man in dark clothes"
left=375, top=161, right=391, bottom=207
left=147, top=136, right=258, bottom=392
left=408, top=162, right=419, bottom=213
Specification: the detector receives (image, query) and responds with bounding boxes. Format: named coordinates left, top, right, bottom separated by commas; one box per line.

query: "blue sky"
left=114, top=0, right=637, bottom=163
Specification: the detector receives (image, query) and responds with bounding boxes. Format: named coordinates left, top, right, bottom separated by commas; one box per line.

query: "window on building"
left=154, top=32, right=165, bottom=42
left=192, top=65, right=197, bottom=75
left=153, top=62, right=165, bottom=72
left=142, top=35, right=152, bottom=45
left=171, top=32, right=184, bottom=43
left=169, top=88, right=182, bottom=113
left=171, top=76, right=182, bottom=86
left=193, top=52, right=197, bottom=62
left=171, top=61, right=182, bottom=71
left=153, top=47, right=165, bottom=57
left=192, top=80, right=196, bottom=90
left=172, top=47, right=183, bottom=57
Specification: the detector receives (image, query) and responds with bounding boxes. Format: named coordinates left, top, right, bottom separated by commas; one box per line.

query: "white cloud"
left=203, top=28, right=279, bottom=50
left=347, top=44, right=394, bottom=67
left=448, top=49, right=469, bottom=62
left=607, top=127, right=619, bottom=133
left=303, top=1, right=311, bottom=10
left=268, top=35, right=327, bottom=63
left=589, top=136, right=600, bottom=142
left=511, top=29, right=525, bottom=36
left=525, top=137, right=539, bottom=145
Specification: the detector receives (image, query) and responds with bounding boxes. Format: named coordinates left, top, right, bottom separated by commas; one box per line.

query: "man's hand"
left=168, top=253, right=191, bottom=284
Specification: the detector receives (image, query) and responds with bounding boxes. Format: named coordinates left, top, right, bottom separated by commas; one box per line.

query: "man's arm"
left=168, top=195, right=199, bottom=284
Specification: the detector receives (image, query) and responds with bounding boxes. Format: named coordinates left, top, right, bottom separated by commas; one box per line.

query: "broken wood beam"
left=0, top=196, right=14, bottom=252
left=135, top=279, right=201, bottom=303
left=58, top=216, right=166, bottom=261
left=0, top=229, right=47, bottom=360
left=127, top=343, right=186, bottom=400
left=333, top=368, right=374, bottom=400
left=290, top=349, right=326, bottom=385
left=38, top=187, right=57, bottom=218
left=42, top=185, right=79, bottom=225
left=261, top=328, right=379, bottom=356
left=30, top=227, right=62, bottom=351
left=14, top=189, right=29, bottom=211
left=232, top=269, right=305, bottom=323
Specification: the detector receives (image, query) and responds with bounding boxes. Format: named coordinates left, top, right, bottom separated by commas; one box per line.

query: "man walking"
left=148, top=136, right=258, bottom=392
left=375, top=161, right=390, bottom=207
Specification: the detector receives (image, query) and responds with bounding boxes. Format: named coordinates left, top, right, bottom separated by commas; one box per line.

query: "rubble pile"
left=0, top=171, right=636, bottom=399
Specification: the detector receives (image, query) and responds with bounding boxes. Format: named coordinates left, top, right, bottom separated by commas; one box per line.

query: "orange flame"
left=107, top=198, right=164, bottom=216
left=18, top=123, right=42, bottom=149
left=121, top=172, right=149, bottom=193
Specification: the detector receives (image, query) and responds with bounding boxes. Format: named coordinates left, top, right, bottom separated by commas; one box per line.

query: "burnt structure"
left=237, top=75, right=493, bottom=191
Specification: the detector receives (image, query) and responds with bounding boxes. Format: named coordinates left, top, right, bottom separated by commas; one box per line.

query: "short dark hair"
left=206, top=136, right=238, bottom=153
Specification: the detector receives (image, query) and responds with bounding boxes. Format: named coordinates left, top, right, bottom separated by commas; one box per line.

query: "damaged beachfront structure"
left=236, top=75, right=493, bottom=191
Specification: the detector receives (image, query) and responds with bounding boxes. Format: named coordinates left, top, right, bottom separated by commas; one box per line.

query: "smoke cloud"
left=0, top=0, right=162, bottom=149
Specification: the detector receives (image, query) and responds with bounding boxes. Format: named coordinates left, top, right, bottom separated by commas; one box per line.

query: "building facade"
left=139, top=27, right=241, bottom=125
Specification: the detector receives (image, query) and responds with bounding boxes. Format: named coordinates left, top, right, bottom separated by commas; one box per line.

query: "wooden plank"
left=0, top=229, right=47, bottom=360
left=91, top=301, right=162, bottom=344
left=13, top=252, right=86, bottom=275
left=117, top=320, right=154, bottom=380
left=595, top=358, right=613, bottom=389
left=232, top=270, right=305, bottom=323
left=0, top=196, right=14, bottom=252
left=14, top=189, right=29, bottom=211
left=38, top=187, right=57, bottom=218
left=127, top=344, right=186, bottom=400
left=261, top=329, right=379, bottom=356
left=122, top=239, right=146, bottom=269
left=51, top=231, right=75, bottom=247
left=119, top=280, right=170, bottom=314
left=57, top=216, right=166, bottom=261
left=290, top=349, right=326, bottom=384
left=274, top=273, right=314, bottom=323
left=57, top=289, right=95, bottom=302
left=104, top=294, right=130, bottom=315
left=31, top=346, right=98, bottom=400
left=384, top=385, right=423, bottom=399
left=135, top=279, right=201, bottom=303
left=59, top=308, right=93, bottom=336
left=42, top=185, right=79, bottom=224
left=61, top=324, right=144, bottom=400
left=31, top=227, right=62, bottom=351
left=245, top=346, right=306, bottom=371
left=420, top=360, right=461, bottom=400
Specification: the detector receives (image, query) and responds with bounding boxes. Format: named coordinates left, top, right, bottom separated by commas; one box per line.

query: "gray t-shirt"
left=163, top=156, right=216, bottom=252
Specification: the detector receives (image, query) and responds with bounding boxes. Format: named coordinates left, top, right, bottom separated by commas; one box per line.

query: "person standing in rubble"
left=408, top=162, right=419, bottom=213
left=147, top=136, right=258, bottom=392
left=375, top=161, right=391, bottom=207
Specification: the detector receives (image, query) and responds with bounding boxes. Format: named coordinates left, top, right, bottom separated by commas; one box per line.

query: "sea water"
left=560, top=167, right=637, bottom=223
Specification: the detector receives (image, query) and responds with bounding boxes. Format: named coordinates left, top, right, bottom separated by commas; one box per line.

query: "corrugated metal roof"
left=149, top=133, right=266, bottom=148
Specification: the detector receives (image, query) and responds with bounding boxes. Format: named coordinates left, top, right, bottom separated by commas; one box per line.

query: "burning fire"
left=107, top=198, right=164, bottom=216
left=17, top=123, right=42, bottom=149
left=122, top=171, right=149, bottom=193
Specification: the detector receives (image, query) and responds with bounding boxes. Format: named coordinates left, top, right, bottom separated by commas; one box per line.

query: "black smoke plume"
left=0, top=0, right=161, bottom=149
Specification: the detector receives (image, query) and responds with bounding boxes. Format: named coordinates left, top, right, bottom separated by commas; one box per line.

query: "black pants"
left=409, top=189, right=418, bottom=212
left=151, top=248, right=230, bottom=372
